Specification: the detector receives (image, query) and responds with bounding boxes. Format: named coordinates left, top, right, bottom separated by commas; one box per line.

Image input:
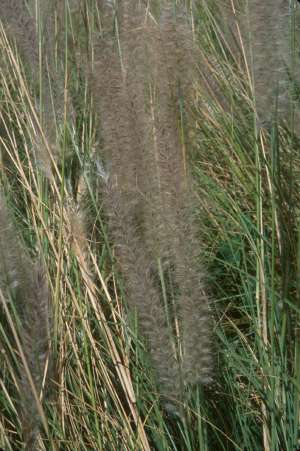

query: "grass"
left=0, top=0, right=300, bottom=450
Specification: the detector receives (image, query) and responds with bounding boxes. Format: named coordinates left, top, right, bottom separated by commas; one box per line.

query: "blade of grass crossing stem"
left=269, top=124, right=279, bottom=450
left=256, top=127, right=270, bottom=449
left=294, top=220, right=300, bottom=446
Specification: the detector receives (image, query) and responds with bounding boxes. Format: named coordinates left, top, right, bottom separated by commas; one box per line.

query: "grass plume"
left=248, top=0, right=293, bottom=127
left=217, top=0, right=300, bottom=133
left=0, top=194, right=52, bottom=449
left=91, top=0, right=213, bottom=407
left=0, top=0, right=73, bottom=178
